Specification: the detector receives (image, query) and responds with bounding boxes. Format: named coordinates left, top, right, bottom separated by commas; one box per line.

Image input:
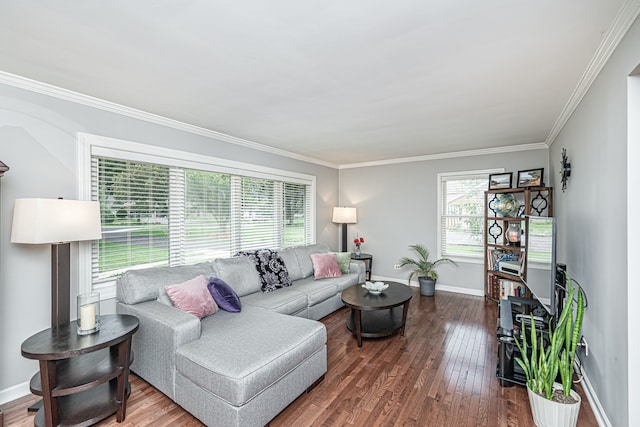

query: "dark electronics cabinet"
left=496, top=297, right=549, bottom=386
left=496, top=264, right=567, bottom=387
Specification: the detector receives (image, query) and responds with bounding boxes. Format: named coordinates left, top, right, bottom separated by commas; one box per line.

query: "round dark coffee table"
left=341, top=281, right=413, bottom=347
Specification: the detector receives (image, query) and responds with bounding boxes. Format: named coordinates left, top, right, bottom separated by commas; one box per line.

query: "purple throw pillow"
left=207, top=277, right=242, bottom=312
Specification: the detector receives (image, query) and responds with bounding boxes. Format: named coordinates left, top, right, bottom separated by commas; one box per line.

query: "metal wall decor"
left=560, top=148, right=571, bottom=192
left=0, top=160, right=8, bottom=177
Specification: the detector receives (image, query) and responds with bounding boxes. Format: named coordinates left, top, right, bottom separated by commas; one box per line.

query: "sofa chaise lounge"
left=116, top=243, right=366, bottom=426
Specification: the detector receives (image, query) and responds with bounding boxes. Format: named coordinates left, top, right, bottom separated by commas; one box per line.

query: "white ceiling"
left=0, top=1, right=631, bottom=165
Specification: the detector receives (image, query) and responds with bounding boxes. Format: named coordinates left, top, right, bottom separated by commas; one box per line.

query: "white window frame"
left=77, top=132, right=316, bottom=299
left=437, top=168, right=503, bottom=264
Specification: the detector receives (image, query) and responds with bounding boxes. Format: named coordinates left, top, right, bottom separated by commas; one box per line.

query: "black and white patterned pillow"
left=235, top=249, right=292, bottom=292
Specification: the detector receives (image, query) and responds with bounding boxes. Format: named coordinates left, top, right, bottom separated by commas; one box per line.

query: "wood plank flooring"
left=3, top=289, right=599, bottom=426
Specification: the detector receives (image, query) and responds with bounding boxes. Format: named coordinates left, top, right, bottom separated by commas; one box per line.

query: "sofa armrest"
left=349, top=260, right=366, bottom=284
left=117, top=300, right=201, bottom=399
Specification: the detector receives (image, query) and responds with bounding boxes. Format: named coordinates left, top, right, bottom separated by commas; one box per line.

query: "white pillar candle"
left=79, top=303, right=96, bottom=331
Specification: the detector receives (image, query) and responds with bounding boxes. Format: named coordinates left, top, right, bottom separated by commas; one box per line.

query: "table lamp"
left=332, top=207, right=357, bottom=252
left=11, top=198, right=102, bottom=328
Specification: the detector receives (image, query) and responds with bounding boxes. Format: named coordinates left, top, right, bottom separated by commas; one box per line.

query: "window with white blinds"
left=438, top=169, right=502, bottom=260
left=80, top=134, right=315, bottom=295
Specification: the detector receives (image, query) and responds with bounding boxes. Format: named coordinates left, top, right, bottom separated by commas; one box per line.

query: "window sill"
left=444, top=255, right=484, bottom=265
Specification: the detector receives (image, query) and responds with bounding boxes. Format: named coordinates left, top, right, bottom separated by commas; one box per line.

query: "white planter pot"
left=527, top=383, right=581, bottom=427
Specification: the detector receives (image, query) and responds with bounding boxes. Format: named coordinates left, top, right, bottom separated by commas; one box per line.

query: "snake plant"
left=514, top=275, right=585, bottom=400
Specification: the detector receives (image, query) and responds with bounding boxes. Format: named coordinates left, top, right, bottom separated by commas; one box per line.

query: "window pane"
left=283, top=183, right=307, bottom=246
left=440, top=176, right=487, bottom=257
left=239, top=177, right=278, bottom=250
left=184, top=169, right=231, bottom=263
left=527, top=218, right=553, bottom=263
left=94, top=158, right=169, bottom=283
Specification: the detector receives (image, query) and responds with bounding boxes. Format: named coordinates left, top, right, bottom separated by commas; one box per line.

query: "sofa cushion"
left=236, top=249, right=292, bottom=292
left=310, top=253, right=342, bottom=279
left=117, top=262, right=217, bottom=304
left=165, top=275, right=219, bottom=319
left=175, top=307, right=326, bottom=407
left=277, top=247, right=303, bottom=281
left=332, top=272, right=360, bottom=292
left=207, top=277, right=242, bottom=312
left=294, top=243, right=329, bottom=279
left=241, top=288, right=308, bottom=316
left=289, top=277, right=339, bottom=306
left=215, top=257, right=263, bottom=297
left=157, top=286, right=172, bottom=306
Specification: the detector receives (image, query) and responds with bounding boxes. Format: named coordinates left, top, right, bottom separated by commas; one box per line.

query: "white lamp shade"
left=11, top=198, right=102, bottom=244
left=332, top=207, right=357, bottom=224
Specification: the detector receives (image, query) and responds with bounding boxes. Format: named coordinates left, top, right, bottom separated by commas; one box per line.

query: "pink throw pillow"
left=165, top=275, right=219, bottom=319
left=310, top=253, right=343, bottom=279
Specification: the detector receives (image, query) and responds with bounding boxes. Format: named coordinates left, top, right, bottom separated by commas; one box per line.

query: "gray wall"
left=0, top=83, right=339, bottom=399
left=338, top=150, right=549, bottom=291
left=549, top=15, right=640, bottom=427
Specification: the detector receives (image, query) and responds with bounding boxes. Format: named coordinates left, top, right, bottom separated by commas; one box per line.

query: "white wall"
left=338, top=150, right=549, bottom=292
left=0, top=83, right=339, bottom=402
left=628, top=66, right=640, bottom=427
left=549, top=15, right=640, bottom=427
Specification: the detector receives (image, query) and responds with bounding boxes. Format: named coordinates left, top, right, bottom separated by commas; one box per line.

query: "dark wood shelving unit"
left=484, top=187, right=553, bottom=303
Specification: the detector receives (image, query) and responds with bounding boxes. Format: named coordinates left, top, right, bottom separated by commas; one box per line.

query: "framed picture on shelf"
left=517, top=168, right=544, bottom=188
left=488, top=172, right=512, bottom=190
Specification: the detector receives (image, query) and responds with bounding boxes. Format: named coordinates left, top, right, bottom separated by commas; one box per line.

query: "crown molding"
left=546, top=0, right=640, bottom=146
left=0, top=71, right=338, bottom=169
left=339, top=142, right=548, bottom=169
left=0, top=70, right=550, bottom=169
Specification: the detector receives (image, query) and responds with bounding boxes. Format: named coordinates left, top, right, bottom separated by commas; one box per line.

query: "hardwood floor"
left=3, top=289, right=598, bottom=426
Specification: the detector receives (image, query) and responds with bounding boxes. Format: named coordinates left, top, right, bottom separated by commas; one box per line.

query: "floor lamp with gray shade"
left=11, top=198, right=102, bottom=329
left=332, top=207, right=357, bottom=252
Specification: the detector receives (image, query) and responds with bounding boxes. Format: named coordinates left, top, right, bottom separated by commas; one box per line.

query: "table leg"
left=400, top=300, right=410, bottom=336
left=115, top=338, right=132, bottom=422
left=39, top=359, right=59, bottom=427
left=354, top=308, right=363, bottom=347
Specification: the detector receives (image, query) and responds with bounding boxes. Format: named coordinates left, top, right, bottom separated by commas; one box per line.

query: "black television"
left=520, top=216, right=558, bottom=318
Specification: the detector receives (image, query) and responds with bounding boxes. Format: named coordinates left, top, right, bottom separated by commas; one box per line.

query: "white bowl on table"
left=361, top=281, right=389, bottom=295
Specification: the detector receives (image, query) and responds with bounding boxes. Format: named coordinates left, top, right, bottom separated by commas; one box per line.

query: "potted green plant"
left=515, top=275, right=585, bottom=427
left=397, top=244, right=457, bottom=296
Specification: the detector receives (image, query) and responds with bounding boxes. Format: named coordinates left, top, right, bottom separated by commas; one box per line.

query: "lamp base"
left=341, top=223, right=349, bottom=252
left=51, top=243, right=71, bottom=328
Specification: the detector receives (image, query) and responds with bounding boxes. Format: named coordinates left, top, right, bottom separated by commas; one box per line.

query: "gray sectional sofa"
left=116, top=243, right=365, bottom=427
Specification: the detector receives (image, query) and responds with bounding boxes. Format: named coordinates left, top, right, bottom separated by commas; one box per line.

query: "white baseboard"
left=0, top=380, right=30, bottom=405
left=435, top=283, right=484, bottom=297
left=370, top=276, right=484, bottom=297
left=579, top=369, right=611, bottom=427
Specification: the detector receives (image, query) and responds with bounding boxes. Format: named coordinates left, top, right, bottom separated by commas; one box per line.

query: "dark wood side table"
left=351, top=253, right=373, bottom=281
left=341, top=281, right=413, bottom=347
left=21, top=314, right=139, bottom=427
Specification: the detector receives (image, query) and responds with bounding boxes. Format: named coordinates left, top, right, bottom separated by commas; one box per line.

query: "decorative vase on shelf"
left=493, top=194, right=519, bottom=217
left=506, top=222, right=521, bottom=246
